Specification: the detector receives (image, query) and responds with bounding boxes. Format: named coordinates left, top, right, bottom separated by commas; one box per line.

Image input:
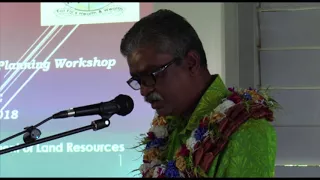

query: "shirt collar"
left=166, top=74, right=231, bottom=135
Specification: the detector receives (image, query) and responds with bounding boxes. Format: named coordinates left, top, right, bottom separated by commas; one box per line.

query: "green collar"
left=167, top=75, right=231, bottom=136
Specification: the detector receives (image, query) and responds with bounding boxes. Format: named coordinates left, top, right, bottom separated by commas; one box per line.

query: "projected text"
left=0, top=57, right=117, bottom=71
left=55, top=57, right=116, bottom=69
left=0, top=143, right=125, bottom=153
left=0, top=110, right=19, bottom=120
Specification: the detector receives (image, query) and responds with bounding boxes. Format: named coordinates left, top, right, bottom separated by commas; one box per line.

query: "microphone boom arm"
left=0, top=116, right=54, bottom=145
left=0, top=118, right=110, bottom=156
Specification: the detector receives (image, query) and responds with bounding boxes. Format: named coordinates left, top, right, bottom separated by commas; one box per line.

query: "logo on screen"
left=65, top=3, right=110, bottom=11
left=55, top=3, right=124, bottom=18
left=40, top=2, right=140, bottom=26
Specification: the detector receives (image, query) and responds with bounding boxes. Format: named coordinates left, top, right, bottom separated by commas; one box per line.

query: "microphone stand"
left=0, top=116, right=53, bottom=144
left=0, top=116, right=111, bottom=156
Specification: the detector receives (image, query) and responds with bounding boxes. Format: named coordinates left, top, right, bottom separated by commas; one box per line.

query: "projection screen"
left=0, top=2, right=154, bottom=177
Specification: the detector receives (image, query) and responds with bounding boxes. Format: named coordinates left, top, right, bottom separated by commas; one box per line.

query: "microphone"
left=52, top=94, right=134, bottom=119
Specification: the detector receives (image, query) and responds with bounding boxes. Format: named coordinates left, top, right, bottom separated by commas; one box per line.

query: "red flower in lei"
left=177, top=144, right=190, bottom=157
left=227, top=92, right=242, bottom=104
left=147, top=132, right=155, bottom=140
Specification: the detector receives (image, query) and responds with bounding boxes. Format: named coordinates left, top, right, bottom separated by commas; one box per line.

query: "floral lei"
left=134, top=87, right=280, bottom=178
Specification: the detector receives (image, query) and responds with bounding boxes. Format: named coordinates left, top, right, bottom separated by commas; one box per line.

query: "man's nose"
left=140, top=84, right=154, bottom=97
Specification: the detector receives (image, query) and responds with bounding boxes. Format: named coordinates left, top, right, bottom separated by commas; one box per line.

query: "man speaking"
left=120, top=9, right=279, bottom=178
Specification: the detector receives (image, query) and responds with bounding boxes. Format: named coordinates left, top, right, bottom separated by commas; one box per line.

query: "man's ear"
left=185, top=50, right=201, bottom=75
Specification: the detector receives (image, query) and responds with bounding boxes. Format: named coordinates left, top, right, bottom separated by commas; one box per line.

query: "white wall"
left=153, top=3, right=228, bottom=83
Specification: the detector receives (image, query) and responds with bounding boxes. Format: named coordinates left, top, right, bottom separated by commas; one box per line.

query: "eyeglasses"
left=127, top=57, right=180, bottom=90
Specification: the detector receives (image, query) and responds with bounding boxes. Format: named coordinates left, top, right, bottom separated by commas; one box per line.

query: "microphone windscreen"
left=114, top=94, right=134, bottom=116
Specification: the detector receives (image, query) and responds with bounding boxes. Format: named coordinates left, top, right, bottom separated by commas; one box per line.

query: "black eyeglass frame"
left=126, top=57, right=180, bottom=90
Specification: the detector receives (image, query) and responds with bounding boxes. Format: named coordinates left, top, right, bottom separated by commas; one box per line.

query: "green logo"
left=65, top=3, right=111, bottom=12
left=55, top=2, right=124, bottom=18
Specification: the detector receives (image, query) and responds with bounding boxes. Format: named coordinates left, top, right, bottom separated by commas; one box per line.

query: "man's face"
left=127, top=47, right=191, bottom=117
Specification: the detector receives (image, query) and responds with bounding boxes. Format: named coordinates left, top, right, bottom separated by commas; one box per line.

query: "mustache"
left=145, top=92, right=164, bottom=103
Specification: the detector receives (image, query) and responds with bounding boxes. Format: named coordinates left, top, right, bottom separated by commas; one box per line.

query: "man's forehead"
left=128, top=48, right=169, bottom=75
left=128, top=48, right=151, bottom=65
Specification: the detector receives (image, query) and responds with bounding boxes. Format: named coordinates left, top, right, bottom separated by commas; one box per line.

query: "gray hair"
left=120, top=9, right=207, bottom=67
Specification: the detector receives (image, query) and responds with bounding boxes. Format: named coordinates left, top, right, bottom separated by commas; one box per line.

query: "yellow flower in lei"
left=152, top=116, right=167, bottom=126
left=175, top=156, right=187, bottom=172
left=210, top=112, right=225, bottom=123
left=244, top=89, right=264, bottom=102
left=144, top=148, right=161, bottom=162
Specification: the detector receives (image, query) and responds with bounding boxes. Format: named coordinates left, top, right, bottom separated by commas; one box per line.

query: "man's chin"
left=155, top=108, right=170, bottom=117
